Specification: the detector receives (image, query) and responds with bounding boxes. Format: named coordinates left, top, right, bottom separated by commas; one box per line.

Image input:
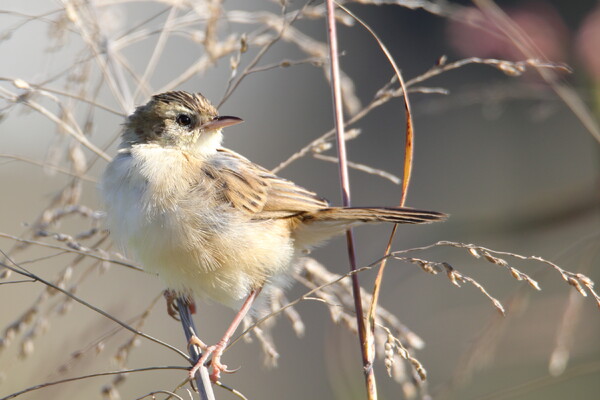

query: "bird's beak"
left=202, top=116, right=243, bottom=131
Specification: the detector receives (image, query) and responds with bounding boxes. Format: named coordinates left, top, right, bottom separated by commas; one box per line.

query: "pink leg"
left=189, top=288, right=261, bottom=383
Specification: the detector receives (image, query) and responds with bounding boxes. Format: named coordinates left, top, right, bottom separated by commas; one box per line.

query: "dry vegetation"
left=0, top=1, right=598, bottom=399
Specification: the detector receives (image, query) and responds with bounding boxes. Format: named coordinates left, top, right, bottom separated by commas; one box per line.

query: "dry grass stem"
left=297, top=258, right=428, bottom=394
left=102, top=294, right=164, bottom=398
left=340, top=0, right=412, bottom=318
left=1, top=1, right=597, bottom=398
left=133, top=390, right=186, bottom=400
left=547, top=240, right=597, bottom=377
left=0, top=366, right=189, bottom=400
left=215, top=381, right=250, bottom=400
left=0, top=250, right=189, bottom=361
left=229, top=238, right=598, bottom=390
left=473, top=0, right=600, bottom=143
left=402, top=257, right=506, bottom=314
left=0, top=232, right=142, bottom=272
left=273, top=54, right=568, bottom=176
left=270, top=288, right=306, bottom=337
left=0, top=153, right=97, bottom=182
left=252, top=324, right=280, bottom=367
left=0, top=84, right=110, bottom=161
left=312, top=153, right=401, bottom=185
left=324, top=0, right=375, bottom=398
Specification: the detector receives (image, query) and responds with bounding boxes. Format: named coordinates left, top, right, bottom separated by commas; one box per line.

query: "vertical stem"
left=176, top=298, right=215, bottom=400
left=324, top=1, right=377, bottom=399
left=334, top=4, right=417, bottom=364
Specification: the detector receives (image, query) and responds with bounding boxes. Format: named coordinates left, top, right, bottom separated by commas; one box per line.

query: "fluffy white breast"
left=100, top=150, right=148, bottom=246
left=100, top=145, right=297, bottom=309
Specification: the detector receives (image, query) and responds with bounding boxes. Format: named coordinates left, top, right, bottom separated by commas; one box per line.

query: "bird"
left=100, top=91, right=446, bottom=383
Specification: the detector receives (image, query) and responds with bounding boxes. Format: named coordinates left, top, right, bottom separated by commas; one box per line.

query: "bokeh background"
left=1, top=1, right=599, bottom=399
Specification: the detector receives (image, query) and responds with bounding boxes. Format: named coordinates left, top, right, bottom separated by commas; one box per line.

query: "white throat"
left=191, top=130, right=223, bottom=157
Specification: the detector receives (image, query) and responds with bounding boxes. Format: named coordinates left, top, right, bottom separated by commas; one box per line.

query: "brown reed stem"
left=325, top=1, right=377, bottom=399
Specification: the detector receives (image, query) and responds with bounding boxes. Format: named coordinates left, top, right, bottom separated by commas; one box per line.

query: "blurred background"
left=0, top=0, right=598, bottom=399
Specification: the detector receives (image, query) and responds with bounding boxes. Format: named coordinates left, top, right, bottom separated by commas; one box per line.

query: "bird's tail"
left=292, top=206, right=446, bottom=250
left=302, top=207, right=447, bottom=224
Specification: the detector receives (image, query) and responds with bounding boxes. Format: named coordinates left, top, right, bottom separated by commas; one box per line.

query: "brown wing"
left=210, top=148, right=329, bottom=219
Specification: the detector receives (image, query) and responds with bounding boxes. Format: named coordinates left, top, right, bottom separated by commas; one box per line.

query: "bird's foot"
left=188, top=335, right=237, bottom=383
left=164, top=290, right=196, bottom=320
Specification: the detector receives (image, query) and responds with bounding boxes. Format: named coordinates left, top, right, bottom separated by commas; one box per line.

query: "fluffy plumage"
left=101, top=91, right=446, bottom=309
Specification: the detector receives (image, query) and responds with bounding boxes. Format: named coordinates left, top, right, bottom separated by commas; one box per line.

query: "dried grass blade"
left=334, top=3, right=416, bottom=360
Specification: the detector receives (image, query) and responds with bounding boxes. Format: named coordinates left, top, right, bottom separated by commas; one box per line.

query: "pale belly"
left=128, top=210, right=296, bottom=308
left=101, top=151, right=297, bottom=309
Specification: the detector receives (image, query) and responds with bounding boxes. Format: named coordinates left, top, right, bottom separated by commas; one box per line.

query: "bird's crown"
left=121, top=91, right=221, bottom=149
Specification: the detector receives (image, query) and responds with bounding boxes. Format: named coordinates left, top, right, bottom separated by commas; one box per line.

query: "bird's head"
left=121, top=91, right=242, bottom=153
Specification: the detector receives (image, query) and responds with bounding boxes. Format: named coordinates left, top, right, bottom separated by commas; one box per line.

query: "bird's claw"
left=164, top=290, right=196, bottom=321
left=188, top=336, right=235, bottom=383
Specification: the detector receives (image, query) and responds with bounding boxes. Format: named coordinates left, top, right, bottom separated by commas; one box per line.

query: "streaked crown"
left=121, top=91, right=219, bottom=148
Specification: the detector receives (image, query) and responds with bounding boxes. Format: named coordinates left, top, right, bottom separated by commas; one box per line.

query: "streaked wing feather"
left=214, top=149, right=328, bottom=218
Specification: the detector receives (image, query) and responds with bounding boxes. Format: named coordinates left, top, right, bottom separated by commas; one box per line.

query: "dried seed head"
left=13, top=79, right=31, bottom=90
left=20, top=338, right=34, bottom=358
left=385, top=358, right=394, bottom=376
left=498, top=62, right=525, bottom=76
left=510, top=267, right=522, bottom=280
left=577, top=273, right=593, bottom=287
left=567, top=277, right=587, bottom=297
left=101, top=385, right=120, bottom=400
left=410, top=358, right=427, bottom=381
left=69, top=143, right=87, bottom=176
left=468, top=247, right=482, bottom=258
left=240, top=34, right=248, bottom=53
left=527, top=277, right=541, bottom=291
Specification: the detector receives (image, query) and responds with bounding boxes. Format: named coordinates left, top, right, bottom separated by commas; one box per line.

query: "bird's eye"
left=176, top=114, right=193, bottom=127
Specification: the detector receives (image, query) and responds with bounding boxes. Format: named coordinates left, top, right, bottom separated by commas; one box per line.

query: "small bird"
left=100, top=91, right=445, bottom=382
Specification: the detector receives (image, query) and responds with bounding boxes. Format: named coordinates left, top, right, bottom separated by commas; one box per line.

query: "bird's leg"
left=164, top=290, right=196, bottom=320
left=188, top=288, right=261, bottom=383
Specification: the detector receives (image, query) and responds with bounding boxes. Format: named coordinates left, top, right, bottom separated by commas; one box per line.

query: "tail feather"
left=293, top=206, right=446, bottom=250
left=302, top=207, right=447, bottom=224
